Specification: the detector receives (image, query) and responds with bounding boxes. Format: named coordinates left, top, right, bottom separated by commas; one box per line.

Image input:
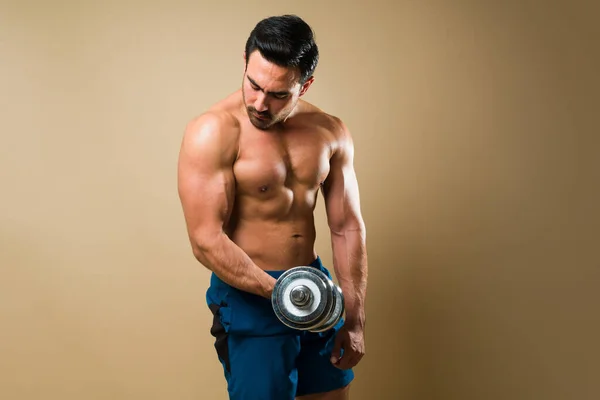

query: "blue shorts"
left=205, top=256, right=354, bottom=399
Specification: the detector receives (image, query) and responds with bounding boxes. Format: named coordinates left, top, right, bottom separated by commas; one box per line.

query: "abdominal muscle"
left=226, top=209, right=319, bottom=271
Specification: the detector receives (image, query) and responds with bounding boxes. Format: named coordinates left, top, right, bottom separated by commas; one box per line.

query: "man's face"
left=242, top=50, right=313, bottom=130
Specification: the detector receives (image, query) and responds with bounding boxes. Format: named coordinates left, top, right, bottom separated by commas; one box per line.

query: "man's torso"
left=208, top=91, right=341, bottom=270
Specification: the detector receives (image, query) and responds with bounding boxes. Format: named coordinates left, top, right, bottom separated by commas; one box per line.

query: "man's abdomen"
left=227, top=218, right=318, bottom=270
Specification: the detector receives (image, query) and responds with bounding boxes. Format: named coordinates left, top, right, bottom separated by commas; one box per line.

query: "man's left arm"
left=322, top=118, right=368, bottom=369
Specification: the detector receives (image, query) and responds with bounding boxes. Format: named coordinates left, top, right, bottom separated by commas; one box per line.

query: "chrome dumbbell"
left=271, top=266, right=345, bottom=332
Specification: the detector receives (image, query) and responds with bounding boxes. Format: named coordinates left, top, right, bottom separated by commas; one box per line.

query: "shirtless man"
left=177, top=15, right=368, bottom=400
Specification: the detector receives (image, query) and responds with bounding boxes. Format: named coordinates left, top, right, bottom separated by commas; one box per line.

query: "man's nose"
left=254, top=93, right=268, bottom=112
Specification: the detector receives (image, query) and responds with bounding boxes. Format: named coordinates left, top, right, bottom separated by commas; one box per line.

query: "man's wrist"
left=344, top=311, right=366, bottom=329
left=262, top=276, right=277, bottom=299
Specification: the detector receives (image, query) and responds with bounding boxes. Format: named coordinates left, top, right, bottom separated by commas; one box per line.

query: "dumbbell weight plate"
left=310, top=282, right=345, bottom=332
left=305, top=276, right=336, bottom=332
left=272, top=266, right=334, bottom=330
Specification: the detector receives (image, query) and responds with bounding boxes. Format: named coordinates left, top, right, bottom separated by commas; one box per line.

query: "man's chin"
left=249, top=115, right=273, bottom=130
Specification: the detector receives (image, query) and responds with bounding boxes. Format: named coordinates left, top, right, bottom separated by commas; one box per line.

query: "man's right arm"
left=177, top=112, right=277, bottom=299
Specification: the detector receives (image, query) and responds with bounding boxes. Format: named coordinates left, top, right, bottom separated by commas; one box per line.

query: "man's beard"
left=246, top=106, right=276, bottom=130
left=241, top=86, right=296, bottom=130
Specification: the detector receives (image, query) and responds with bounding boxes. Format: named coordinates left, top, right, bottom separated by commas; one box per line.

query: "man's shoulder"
left=297, top=101, right=349, bottom=138
left=296, top=102, right=354, bottom=160
left=185, top=100, right=242, bottom=143
left=182, top=107, right=241, bottom=163
left=186, top=109, right=239, bottom=134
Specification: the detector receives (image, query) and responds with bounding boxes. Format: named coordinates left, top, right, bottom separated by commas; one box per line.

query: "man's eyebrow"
left=247, top=76, right=290, bottom=96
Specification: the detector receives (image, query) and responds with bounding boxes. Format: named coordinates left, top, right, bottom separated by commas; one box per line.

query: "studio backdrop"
left=1, top=1, right=598, bottom=399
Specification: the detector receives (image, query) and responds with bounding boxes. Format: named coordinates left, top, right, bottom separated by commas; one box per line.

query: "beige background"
left=1, top=1, right=599, bottom=399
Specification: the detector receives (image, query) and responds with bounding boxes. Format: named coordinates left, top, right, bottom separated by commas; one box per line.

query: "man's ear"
left=299, top=76, right=315, bottom=97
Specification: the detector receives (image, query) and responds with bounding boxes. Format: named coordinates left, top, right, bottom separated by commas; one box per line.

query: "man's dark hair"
left=244, top=14, right=319, bottom=84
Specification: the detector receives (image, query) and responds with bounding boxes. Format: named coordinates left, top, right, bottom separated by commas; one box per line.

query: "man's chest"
left=233, top=129, right=332, bottom=194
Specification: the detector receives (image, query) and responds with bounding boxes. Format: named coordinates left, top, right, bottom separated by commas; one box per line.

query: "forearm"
left=192, top=232, right=277, bottom=299
left=331, top=227, right=368, bottom=328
